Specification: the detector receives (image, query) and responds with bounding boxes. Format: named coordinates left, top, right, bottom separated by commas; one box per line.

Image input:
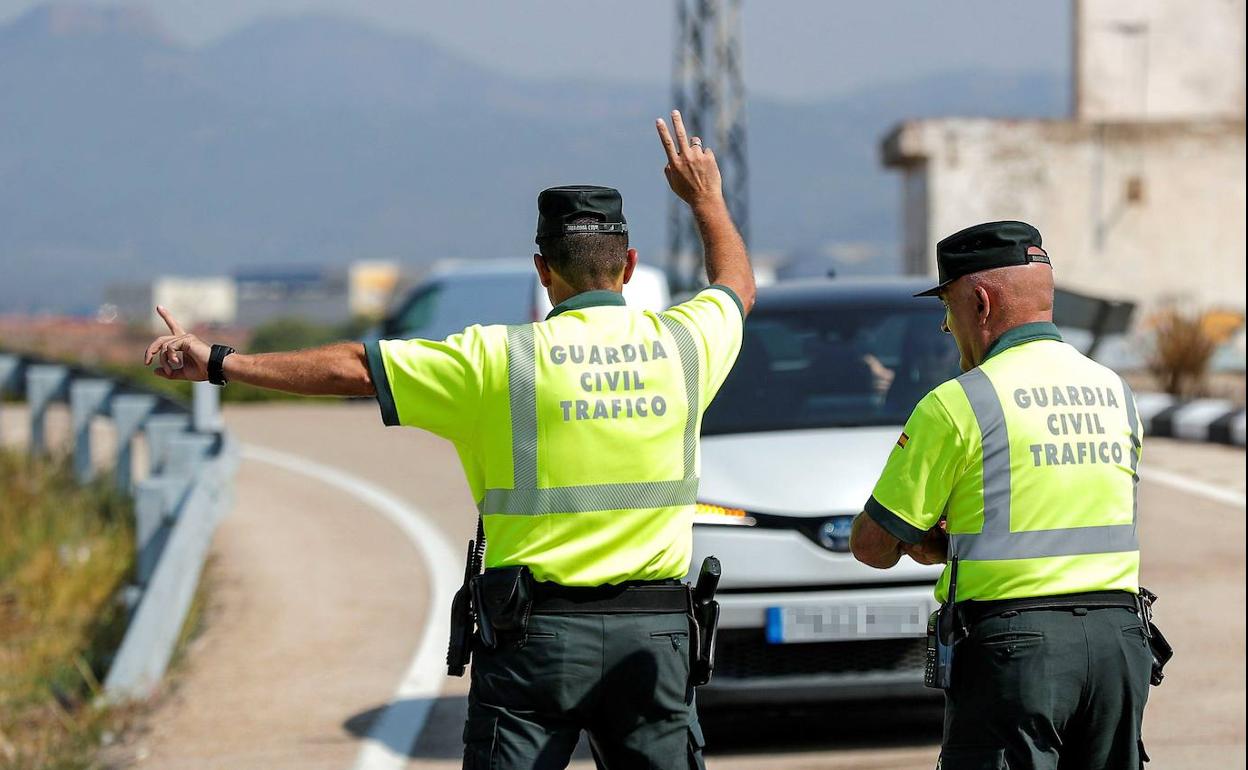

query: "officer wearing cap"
left=849, top=221, right=1154, bottom=769
left=143, top=110, right=754, bottom=770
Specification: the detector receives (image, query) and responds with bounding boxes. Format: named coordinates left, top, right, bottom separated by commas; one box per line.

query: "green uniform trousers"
left=939, top=605, right=1152, bottom=769
left=463, top=612, right=706, bottom=770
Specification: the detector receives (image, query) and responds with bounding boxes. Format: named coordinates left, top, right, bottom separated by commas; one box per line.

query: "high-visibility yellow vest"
left=866, top=322, right=1142, bottom=602
left=366, top=287, right=744, bottom=585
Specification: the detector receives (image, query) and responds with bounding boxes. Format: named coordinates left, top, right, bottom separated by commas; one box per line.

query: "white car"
left=689, top=277, right=961, bottom=706
left=375, top=259, right=670, bottom=341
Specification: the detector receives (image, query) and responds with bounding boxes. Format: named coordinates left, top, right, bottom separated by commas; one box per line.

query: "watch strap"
left=208, top=344, right=236, bottom=386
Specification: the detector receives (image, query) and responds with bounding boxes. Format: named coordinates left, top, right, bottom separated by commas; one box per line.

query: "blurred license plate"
left=765, top=601, right=930, bottom=643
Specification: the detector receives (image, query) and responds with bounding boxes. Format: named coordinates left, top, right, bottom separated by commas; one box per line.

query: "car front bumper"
left=699, top=584, right=941, bottom=707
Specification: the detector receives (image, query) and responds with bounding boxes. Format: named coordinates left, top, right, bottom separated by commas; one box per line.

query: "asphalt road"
left=121, top=402, right=1245, bottom=770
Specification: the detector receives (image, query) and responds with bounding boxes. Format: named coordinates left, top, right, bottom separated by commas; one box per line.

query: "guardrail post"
left=0, top=354, right=23, bottom=445
left=105, top=443, right=234, bottom=700
left=192, top=381, right=223, bottom=433
left=111, top=394, right=158, bottom=493
left=26, top=364, right=69, bottom=455
left=165, top=432, right=216, bottom=484
left=133, top=477, right=175, bottom=586
left=3, top=347, right=238, bottom=703
left=144, top=414, right=190, bottom=475
left=70, top=379, right=114, bottom=484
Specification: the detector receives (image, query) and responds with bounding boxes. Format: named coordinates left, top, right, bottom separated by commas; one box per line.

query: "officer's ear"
left=533, top=253, right=554, bottom=288
left=973, top=284, right=992, bottom=326
left=621, top=248, right=639, bottom=285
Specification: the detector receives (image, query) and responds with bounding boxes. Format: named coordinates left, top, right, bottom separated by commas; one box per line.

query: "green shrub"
left=0, top=452, right=134, bottom=770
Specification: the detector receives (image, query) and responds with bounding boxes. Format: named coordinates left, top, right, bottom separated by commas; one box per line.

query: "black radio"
left=924, top=557, right=964, bottom=691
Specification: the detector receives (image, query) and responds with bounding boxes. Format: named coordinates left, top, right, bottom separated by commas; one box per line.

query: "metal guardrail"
left=0, top=351, right=239, bottom=701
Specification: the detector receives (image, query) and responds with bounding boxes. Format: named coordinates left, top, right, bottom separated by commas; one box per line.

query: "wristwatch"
left=208, top=344, right=236, bottom=386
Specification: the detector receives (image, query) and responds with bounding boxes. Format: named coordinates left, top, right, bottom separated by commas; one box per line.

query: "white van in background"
left=373, top=259, right=671, bottom=342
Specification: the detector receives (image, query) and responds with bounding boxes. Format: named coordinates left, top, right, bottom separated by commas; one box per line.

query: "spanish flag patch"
left=896, top=432, right=910, bottom=449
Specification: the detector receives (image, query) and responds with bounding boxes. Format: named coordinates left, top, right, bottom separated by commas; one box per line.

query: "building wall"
left=1075, top=0, right=1246, bottom=122
left=348, top=261, right=400, bottom=318
left=883, top=118, right=1246, bottom=314
left=151, top=277, right=237, bottom=331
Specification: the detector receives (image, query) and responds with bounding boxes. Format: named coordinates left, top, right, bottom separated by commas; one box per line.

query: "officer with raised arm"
left=849, top=222, right=1164, bottom=769
left=144, top=111, right=755, bottom=770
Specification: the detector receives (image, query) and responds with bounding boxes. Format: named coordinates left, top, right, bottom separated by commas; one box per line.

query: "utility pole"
left=667, top=0, right=749, bottom=293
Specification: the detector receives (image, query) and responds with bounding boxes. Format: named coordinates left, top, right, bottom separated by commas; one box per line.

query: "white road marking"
left=1144, top=466, right=1246, bottom=509
left=240, top=445, right=460, bottom=770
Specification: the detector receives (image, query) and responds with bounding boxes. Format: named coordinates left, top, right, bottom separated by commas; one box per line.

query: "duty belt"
left=958, top=590, right=1139, bottom=626
left=529, top=579, right=689, bottom=615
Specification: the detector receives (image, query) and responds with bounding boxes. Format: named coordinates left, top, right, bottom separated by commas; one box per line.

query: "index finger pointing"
left=655, top=118, right=679, bottom=163
left=156, top=305, right=185, bottom=336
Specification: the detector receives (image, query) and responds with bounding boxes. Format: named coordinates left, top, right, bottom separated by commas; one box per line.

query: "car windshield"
left=702, top=303, right=962, bottom=435
left=391, top=273, right=534, bottom=339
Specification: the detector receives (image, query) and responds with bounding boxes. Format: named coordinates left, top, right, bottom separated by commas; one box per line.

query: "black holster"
left=1138, top=587, right=1173, bottom=686
left=446, top=539, right=478, bottom=677
left=689, top=556, right=722, bottom=687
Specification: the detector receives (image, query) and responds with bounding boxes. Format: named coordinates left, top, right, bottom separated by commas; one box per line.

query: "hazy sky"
left=0, top=1, right=1070, bottom=101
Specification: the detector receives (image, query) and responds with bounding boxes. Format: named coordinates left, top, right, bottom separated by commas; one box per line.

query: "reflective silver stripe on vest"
left=479, top=478, right=700, bottom=516
left=484, top=317, right=701, bottom=516
left=657, top=314, right=700, bottom=480
left=948, top=367, right=1138, bottom=562
left=1120, top=375, right=1141, bottom=522
left=506, top=324, right=539, bottom=489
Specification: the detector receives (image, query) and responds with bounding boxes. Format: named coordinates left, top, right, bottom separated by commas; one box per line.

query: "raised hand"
left=143, top=306, right=212, bottom=381
left=656, top=110, right=724, bottom=208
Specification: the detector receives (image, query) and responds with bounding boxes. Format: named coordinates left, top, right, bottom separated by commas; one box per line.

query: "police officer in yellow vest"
left=849, top=222, right=1156, bottom=769
left=143, top=110, right=754, bottom=770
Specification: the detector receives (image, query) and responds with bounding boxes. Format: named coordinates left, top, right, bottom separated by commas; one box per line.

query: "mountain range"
left=0, top=4, right=1067, bottom=313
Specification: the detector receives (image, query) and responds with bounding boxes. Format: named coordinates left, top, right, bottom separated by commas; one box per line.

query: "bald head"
left=940, top=262, right=1055, bottom=370
left=960, top=262, right=1054, bottom=321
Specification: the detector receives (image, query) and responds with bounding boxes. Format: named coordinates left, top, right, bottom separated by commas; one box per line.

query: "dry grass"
left=1146, top=308, right=1245, bottom=398
left=0, top=451, right=134, bottom=770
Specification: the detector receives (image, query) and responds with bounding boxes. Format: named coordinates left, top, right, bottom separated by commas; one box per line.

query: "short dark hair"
left=537, top=217, right=629, bottom=291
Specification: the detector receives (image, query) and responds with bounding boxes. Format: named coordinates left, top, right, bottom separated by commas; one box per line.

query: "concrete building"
left=882, top=0, right=1246, bottom=317
left=106, top=277, right=237, bottom=332
left=106, top=261, right=400, bottom=331
left=233, top=266, right=349, bottom=327
left=233, top=261, right=400, bottom=327
left=347, top=261, right=401, bottom=318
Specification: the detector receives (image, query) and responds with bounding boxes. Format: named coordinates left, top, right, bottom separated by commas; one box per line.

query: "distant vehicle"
left=373, top=259, right=671, bottom=341
left=689, top=277, right=961, bottom=707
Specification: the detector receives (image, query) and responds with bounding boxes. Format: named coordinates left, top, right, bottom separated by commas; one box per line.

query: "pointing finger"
left=156, top=305, right=185, bottom=336
left=656, top=118, right=679, bottom=164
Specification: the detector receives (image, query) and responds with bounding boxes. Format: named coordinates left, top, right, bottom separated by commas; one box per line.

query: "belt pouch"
left=471, top=566, right=533, bottom=645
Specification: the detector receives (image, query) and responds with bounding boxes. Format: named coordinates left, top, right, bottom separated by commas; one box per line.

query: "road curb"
left=1135, top=393, right=1246, bottom=447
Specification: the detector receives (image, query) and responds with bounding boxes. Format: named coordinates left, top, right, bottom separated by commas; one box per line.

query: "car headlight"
left=693, top=502, right=756, bottom=527
left=814, top=515, right=856, bottom=552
